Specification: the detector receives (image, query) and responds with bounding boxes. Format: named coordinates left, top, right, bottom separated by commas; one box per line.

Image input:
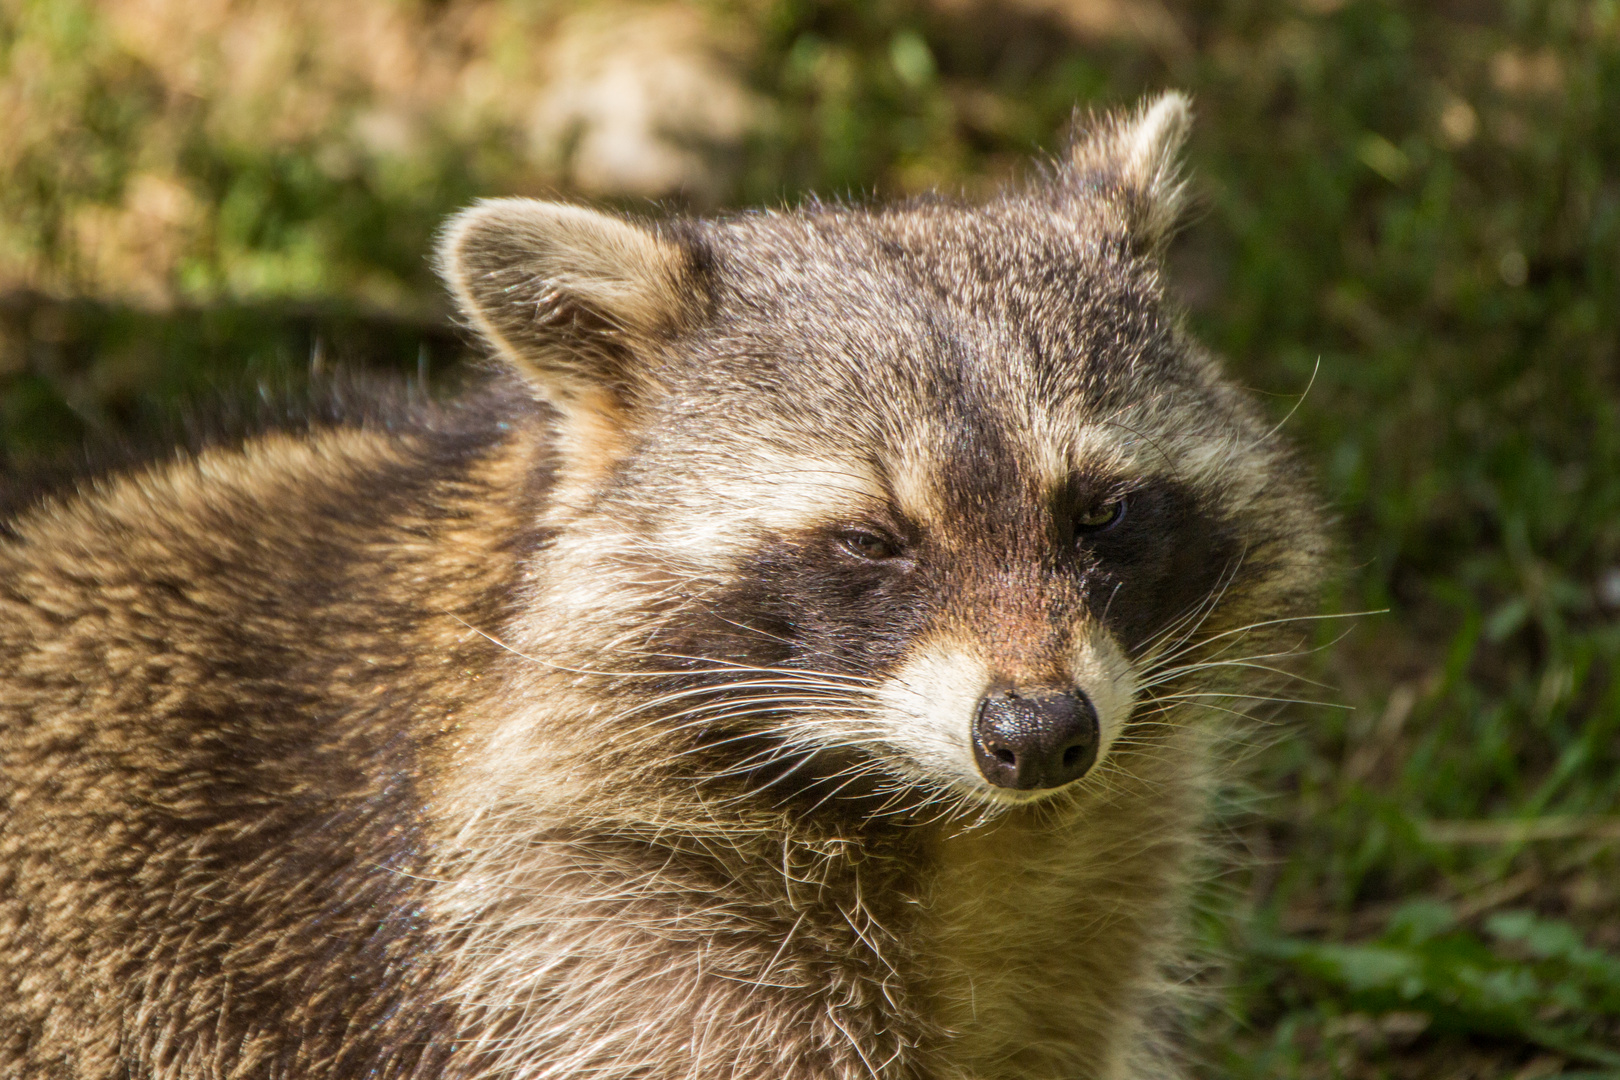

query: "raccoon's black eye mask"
left=835, top=528, right=908, bottom=563
left=1054, top=473, right=1136, bottom=547
left=1074, top=498, right=1126, bottom=533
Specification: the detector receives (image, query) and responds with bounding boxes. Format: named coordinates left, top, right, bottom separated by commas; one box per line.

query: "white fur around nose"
left=1067, top=629, right=1136, bottom=760
left=873, top=649, right=991, bottom=788
left=872, top=627, right=1137, bottom=799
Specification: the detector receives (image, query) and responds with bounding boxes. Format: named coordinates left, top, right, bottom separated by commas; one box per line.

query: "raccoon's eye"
left=1074, top=498, right=1125, bottom=534
left=837, top=529, right=903, bottom=562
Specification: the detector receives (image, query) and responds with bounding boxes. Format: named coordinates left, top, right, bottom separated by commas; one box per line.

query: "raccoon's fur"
left=0, top=93, right=1326, bottom=1080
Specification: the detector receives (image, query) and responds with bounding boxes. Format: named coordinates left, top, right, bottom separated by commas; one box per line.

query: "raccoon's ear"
left=436, top=198, right=704, bottom=413
left=1065, top=91, right=1192, bottom=249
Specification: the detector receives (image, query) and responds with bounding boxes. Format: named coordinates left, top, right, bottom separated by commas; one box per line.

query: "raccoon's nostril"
left=972, top=687, right=1100, bottom=791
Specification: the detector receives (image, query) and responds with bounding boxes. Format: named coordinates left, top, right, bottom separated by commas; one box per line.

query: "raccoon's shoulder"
left=3, top=368, right=541, bottom=534
left=0, top=368, right=541, bottom=535
left=0, top=369, right=554, bottom=658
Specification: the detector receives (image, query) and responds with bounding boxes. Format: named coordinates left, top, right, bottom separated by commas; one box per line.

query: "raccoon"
left=0, top=93, right=1326, bottom=1080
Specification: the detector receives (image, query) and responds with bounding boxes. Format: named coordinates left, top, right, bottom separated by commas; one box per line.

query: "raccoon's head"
left=439, top=93, right=1327, bottom=813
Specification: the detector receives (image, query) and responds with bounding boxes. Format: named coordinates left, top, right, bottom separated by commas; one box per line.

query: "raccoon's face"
left=441, top=94, right=1325, bottom=810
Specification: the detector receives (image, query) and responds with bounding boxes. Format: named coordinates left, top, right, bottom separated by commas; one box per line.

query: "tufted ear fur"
left=1066, top=91, right=1192, bottom=250
left=437, top=199, right=705, bottom=415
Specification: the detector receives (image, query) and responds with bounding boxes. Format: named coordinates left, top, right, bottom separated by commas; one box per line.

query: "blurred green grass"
left=2, top=0, right=1617, bottom=1075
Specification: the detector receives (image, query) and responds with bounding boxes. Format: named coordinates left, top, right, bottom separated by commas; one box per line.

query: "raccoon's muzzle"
left=971, top=687, right=1100, bottom=790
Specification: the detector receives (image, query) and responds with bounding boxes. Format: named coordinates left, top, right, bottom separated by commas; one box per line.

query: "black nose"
left=972, top=687, right=1099, bottom=790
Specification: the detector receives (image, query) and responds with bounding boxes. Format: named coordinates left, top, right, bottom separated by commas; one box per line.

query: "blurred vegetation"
left=2, top=0, right=1617, bottom=1075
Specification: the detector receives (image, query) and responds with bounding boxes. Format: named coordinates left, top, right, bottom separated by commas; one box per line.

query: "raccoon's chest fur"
left=914, top=744, right=1209, bottom=1080
left=0, top=93, right=1326, bottom=1080
left=422, top=741, right=1204, bottom=1080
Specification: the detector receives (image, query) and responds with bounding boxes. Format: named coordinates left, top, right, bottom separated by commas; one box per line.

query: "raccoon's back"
left=0, top=384, right=542, bottom=1078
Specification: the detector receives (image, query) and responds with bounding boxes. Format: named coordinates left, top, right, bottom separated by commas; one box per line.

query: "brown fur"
left=0, top=93, right=1327, bottom=1079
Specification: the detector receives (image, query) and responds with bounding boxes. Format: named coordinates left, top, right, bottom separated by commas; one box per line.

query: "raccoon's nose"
left=972, top=688, right=1099, bottom=790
